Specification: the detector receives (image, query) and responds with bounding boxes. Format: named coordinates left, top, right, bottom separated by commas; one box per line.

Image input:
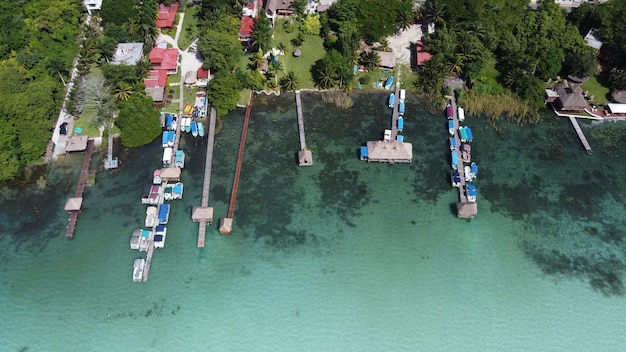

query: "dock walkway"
left=390, top=78, right=401, bottom=140
left=296, top=91, right=306, bottom=150
left=226, top=100, right=252, bottom=221
left=568, top=116, right=592, bottom=154
left=197, top=107, right=217, bottom=247
left=65, top=139, right=95, bottom=238
left=449, top=98, right=467, bottom=203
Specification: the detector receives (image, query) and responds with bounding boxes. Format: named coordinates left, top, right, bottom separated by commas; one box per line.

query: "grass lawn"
left=73, top=114, right=120, bottom=138
left=178, top=5, right=199, bottom=50
left=581, top=75, right=611, bottom=104
left=238, top=89, right=252, bottom=106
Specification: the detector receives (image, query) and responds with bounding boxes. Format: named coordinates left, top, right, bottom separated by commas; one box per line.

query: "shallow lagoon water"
left=2, top=91, right=626, bottom=351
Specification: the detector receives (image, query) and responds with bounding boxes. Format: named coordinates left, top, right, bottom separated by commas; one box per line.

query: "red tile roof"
left=156, top=2, right=180, bottom=28
left=149, top=47, right=178, bottom=71
left=197, top=68, right=209, bottom=79
left=239, top=16, right=255, bottom=39
left=416, top=40, right=432, bottom=66
left=144, top=70, right=167, bottom=88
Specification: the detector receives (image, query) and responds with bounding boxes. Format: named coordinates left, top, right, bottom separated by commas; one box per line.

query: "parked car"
left=59, top=122, right=68, bottom=135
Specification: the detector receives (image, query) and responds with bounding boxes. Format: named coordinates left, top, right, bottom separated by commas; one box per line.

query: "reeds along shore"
left=321, top=91, right=353, bottom=110
left=458, top=91, right=541, bottom=125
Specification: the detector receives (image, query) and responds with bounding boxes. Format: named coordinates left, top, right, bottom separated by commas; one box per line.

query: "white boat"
left=152, top=169, right=161, bottom=184
left=457, top=106, right=465, bottom=122
left=132, top=258, right=146, bottom=283
left=145, top=206, right=158, bottom=227
left=464, top=165, right=476, bottom=182
left=139, top=229, right=151, bottom=252
left=129, top=229, right=141, bottom=250
left=466, top=184, right=477, bottom=202
left=384, top=129, right=392, bottom=141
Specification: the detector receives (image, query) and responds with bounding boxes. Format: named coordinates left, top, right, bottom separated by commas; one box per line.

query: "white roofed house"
left=84, top=0, right=103, bottom=15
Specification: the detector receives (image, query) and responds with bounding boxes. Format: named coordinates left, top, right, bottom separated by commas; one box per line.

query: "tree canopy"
left=116, top=95, right=162, bottom=147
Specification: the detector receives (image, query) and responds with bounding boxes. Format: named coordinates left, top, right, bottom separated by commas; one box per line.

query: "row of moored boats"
left=448, top=103, right=479, bottom=203
left=163, top=113, right=205, bottom=138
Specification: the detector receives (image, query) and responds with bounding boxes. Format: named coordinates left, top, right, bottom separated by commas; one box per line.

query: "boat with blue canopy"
left=385, top=76, right=394, bottom=89
left=449, top=137, right=457, bottom=151
left=388, top=93, right=395, bottom=108
left=471, top=162, right=478, bottom=176
left=397, top=134, right=404, bottom=142
left=397, top=117, right=404, bottom=132
left=459, top=126, right=468, bottom=142
left=465, top=126, right=473, bottom=142
left=191, top=121, right=198, bottom=137
left=448, top=120, right=455, bottom=135
left=399, top=102, right=405, bottom=115
left=451, top=171, right=461, bottom=187
left=158, top=204, right=170, bottom=224
left=466, top=184, right=477, bottom=202
left=198, top=121, right=205, bottom=137
left=451, top=151, right=458, bottom=170
left=360, top=146, right=368, bottom=161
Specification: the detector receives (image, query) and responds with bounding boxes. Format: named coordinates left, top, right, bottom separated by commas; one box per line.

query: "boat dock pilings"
left=449, top=96, right=477, bottom=219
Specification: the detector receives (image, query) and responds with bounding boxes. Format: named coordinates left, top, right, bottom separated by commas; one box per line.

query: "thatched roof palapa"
left=64, top=197, right=83, bottom=211
left=192, top=206, right=214, bottom=222
left=160, top=167, right=181, bottom=181
left=366, top=140, right=412, bottom=163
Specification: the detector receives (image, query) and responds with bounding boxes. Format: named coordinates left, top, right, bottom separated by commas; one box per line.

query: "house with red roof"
left=156, top=2, right=180, bottom=29
left=239, top=0, right=263, bottom=41
left=197, top=68, right=210, bottom=88
left=144, top=70, right=168, bottom=103
left=149, top=47, right=179, bottom=74
left=416, top=40, right=432, bottom=67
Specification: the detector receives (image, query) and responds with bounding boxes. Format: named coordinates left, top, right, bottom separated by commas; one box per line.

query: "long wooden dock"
left=65, top=139, right=95, bottom=238
left=296, top=91, right=306, bottom=150
left=568, top=116, right=592, bottom=154
left=226, top=100, right=252, bottom=221
left=196, top=107, right=217, bottom=247
left=449, top=98, right=467, bottom=203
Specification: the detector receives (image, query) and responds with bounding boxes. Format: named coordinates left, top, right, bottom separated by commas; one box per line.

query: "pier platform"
left=449, top=97, right=477, bottom=219
left=192, top=107, right=217, bottom=247
left=65, top=139, right=95, bottom=238
left=295, top=91, right=313, bottom=166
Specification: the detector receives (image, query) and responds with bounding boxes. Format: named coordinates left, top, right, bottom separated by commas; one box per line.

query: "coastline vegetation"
left=321, top=90, right=353, bottom=110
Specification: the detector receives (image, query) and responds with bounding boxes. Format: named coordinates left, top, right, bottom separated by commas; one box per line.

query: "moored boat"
left=457, top=106, right=465, bottom=122
left=191, top=120, right=198, bottom=137
left=465, top=126, right=473, bottom=142
left=175, top=150, right=185, bottom=168
left=451, top=151, right=458, bottom=170
left=141, top=185, right=160, bottom=205
left=132, top=258, right=146, bottom=283
left=385, top=76, right=394, bottom=90
left=145, top=206, right=157, bottom=227
left=384, top=129, right=392, bottom=141
left=464, top=165, right=476, bottom=181
left=152, top=169, right=161, bottom=184
left=172, top=182, right=183, bottom=199
left=471, top=162, right=478, bottom=176
left=397, top=117, right=404, bottom=132
left=449, top=137, right=457, bottom=151
left=448, top=120, right=455, bottom=135
left=399, top=89, right=406, bottom=102
left=466, top=184, right=477, bottom=202
left=198, top=121, right=205, bottom=137
left=446, top=104, right=454, bottom=119
left=154, top=225, right=167, bottom=248
left=158, top=203, right=170, bottom=224
left=451, top=171, right=461, bottom=187
left=139, top=229, right=151, bottom=252
left=461, top=144, right=471, bottom=163
left=459, top=126, right=468, bottom=142
left=388, top=93, right=395, bottom=108
left=399, top=102, right=405, bottom=115
left=130, top=229, right=141, bottom=250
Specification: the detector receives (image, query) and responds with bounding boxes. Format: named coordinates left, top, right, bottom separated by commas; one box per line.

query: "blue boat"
left=191, top=120, right=198, bottom=137
left=465, top=126, right=473, bottom=142
left=471, top=162, right=478, bottom=176
left=396, top=134, right=404, bottom=142
left=168, top=131, right=175, bottom=146
left=166, top=114, right=173, bottom=130
left=158, top=203, right=170, bottom=224
left=388, top=93, right=395, bottom=108
left=451, top=151, right=458, bottom=170
left=385, top=76, right=394, bottom=90
left=360, top=146, right=368, bottom=161
left=397, top=117, right=404, bottom=132
left=459, top=126, right=468, bottom=142
left=448, top=120, right=455, bottom=135
left=466, top=184, right=477, bottom=202
left=399, top=102, right=405, bottom=115
left=449, top=137, right=457, bottom=151
left=451, top=171, right=461, bottom=187
left=161, top=131, right=169, bottom=147
left=198, top=121, right=205, bottom=137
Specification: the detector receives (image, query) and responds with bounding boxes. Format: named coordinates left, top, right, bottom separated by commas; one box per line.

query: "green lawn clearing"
left=581, top=75, right=610, bottom=104
left=178, top=5, right=199, bottom=50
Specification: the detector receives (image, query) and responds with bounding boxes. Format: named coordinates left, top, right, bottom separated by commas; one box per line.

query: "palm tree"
left=349, top=50, right=360, bottom=67
left=113, top=82, right=134, bottom=101
left=378, top=38, right=391, bottom=52
left=317, top=66, right=336, bottom=89
left=396, top=9, right=413, bottom=31
left=280, top=71, right=299, bottom=91
left=446, top=54, right=464, bottom=76
left=250, top=51, right=266, bottom=71
left=269, top=59, right=284, bottom=85
left=426, top=0, right=447, bottom=27
left=361, top=51, right=381, bottom=71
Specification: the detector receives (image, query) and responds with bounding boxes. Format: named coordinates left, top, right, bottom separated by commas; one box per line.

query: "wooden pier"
left=568, top=116, right=593, bottom=154
left=449, top=96, right=477, bottom=219
left=65, top=139, right=95, bottom=238
left=193, top=107, right=217, bottom=247
left=295, top=91, right=313, bottom=166
left=390, top=77, right=401, bottom=140
left=220, top=98, right=253, bottom=234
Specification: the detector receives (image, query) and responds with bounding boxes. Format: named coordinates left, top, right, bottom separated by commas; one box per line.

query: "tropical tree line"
left=0, top=0, right=81, bottom=181
left=417, top=0, right=597, bottom=113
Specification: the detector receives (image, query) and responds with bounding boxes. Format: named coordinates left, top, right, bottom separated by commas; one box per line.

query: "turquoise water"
left=3, top=91, right=626, bottom=351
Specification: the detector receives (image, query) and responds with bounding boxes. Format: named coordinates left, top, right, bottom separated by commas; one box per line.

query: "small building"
left=144, top=69, right=167, bottom=103
left=265, top=0, right=296, bottom=25
left=64, top=197, right=83, bottom=212
left=554, top=81, right=588, bottom=111
left=239, top=15, right=255, bottom=41
left=160, top=167, right=181, bottom=182
left=84, top=0, right=102, bottom=15
left=65, top=136, right=89, bottom=152
left=112, top=43, right=144, bottom=65
left=366, top=140, right=413, bottom=163
left=374, top=50, right=396, bottom=69
left=415, top=40, right=432, bottom=67
left=197, top=68, right=210, bottom=88
left=457, top=202, right=477, bottom=219
left=149, top=47, right=179, bottom=74
left=156, top=2, right=180, bottom=29
left=584, top=28, right=603, bottom=50
left=298, top=149, right=313, bottom=166
left=192, top=206, right=214, bottom=225
left=607, top=104, right=626, bottom=115
left=219, top=218, right=233, bottom=235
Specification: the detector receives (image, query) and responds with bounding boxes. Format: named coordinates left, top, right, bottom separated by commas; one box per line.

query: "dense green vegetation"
left=0, top=0, right=81, bottom=181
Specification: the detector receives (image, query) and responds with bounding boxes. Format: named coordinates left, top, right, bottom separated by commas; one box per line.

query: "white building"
left=84, top=0, right=103, bottom=15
